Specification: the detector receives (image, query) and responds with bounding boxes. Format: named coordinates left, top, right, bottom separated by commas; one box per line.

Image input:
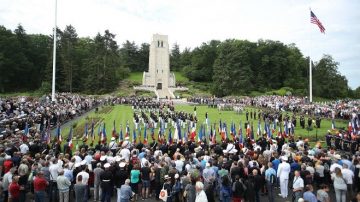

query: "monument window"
left=158, top=41, right=160, bottom=47
left=161, top=41, right=163, bottom=47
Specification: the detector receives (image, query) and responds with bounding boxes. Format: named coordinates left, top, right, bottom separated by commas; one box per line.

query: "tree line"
left=0, top=24, right=359, bottom=98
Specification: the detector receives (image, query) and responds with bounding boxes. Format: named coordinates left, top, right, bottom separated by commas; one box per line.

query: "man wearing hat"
left=109, top=137, right=117, bottom=156
left=100, top=163, right=113, bottom=202
left=115, top=162, right=129, bottom=202
left=120, top=143, right=131, bottom=163
left=277, top=155, right=290, bottom=198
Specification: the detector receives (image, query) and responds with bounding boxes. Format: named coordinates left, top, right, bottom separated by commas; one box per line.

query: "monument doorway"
left=157, top=83, right=162, bottom=90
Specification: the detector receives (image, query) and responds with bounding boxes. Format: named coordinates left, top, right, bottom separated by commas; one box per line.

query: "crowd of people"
left=0, top=94, right=360, bottom=202
left=187, top=96, right=360, bottom=120
left=0, top=93, right=100, bottom=139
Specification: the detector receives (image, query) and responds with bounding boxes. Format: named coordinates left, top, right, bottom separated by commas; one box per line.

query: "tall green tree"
left=313, top=55, right=348, bottom=98
left=59, top=25, right=78, bottom=92
left=119, top=40, right=139, bottom=72
left=212, top=40, right=254, bottom=96
left=170, top=43, right=181, bottom=71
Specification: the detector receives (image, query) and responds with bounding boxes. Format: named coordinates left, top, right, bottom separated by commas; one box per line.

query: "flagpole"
left=51, top=0, right=57, bottom=102
left=309, top=7, right=313, bottom=103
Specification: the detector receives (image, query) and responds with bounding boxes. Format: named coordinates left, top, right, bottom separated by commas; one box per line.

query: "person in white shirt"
left=73, top=151, right=82, bottom=163
left=120, top=147, right=131, bottom=162
left=292, top=170, right=304, bottom=202
left=277, top=156, right=291, bottom=198
left=330, top=156, right=342, bottom=173
left=195, top=181, right=208, bottom=202
left=49, top=158, right=60, bottom=202
left=76, top=165, right=90, bottom=185
left=140, top=154, right=149, bottom=168
left=109, top=137, right=117, bottom=152
left=19, top=143, right=29, bottom=154
left=175, top=155, right=184, bottom=173
left=341, top=164, right=354, bottom=199
left=49, top=158, right=60, bottom=181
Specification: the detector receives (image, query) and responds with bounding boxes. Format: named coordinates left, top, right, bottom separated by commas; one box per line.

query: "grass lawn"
left=59, top=105, right=348, bottom=149
left=128, top=72, right=143, bottom=83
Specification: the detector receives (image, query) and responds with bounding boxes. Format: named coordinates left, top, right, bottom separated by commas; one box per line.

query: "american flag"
left=311, top=10, right=325, bottom=33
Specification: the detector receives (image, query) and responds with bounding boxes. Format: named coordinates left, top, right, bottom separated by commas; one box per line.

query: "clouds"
left=0, top=0, right=359, bottom=88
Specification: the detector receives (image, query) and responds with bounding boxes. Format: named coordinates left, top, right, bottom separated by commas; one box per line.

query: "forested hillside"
left=1, top=24, right=359, bottom=98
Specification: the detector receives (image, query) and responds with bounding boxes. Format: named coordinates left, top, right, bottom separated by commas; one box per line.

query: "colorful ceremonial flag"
left=311, top=10, right=325, bottom=33
left=246, top=122, right=251, bottom=137
left=176, top=120, right=182, bottom=143
left=56, top=124, right=62, bottom=143
left=284, top=121, right=289, bottom=137
left=219, top=120, right=222, bottom=133
left=133, top=129, right=137, bottom=144
left=250, top=123, right=254, bottom=140
left=83, top=123, right=88, bottom=142
left=273, top=119, right=277, bottom=130
left=112, top=120, right=117, bottom=137
left=278, top=121, right=283, bottom=137
left=151, top=127, right=155, bottom=140
left=125, top=122, right=130, bottom=139
left=67, top=127, right=73, bottom=148
left=101, top=123, right=107, bottom=144
left=183, top=127, right=187, bottom=142
left=257, top=120, right=261, bottom=137
left=143, top=126, right=148, bottom=144
left=119, top=125, right=123, bottom=142
left=190, top=126, right=196, bottom=142
left=230, top=122, right=235, bottom=141
left=267, top=123, right=272, bottom=138
left=168, top=128, right=173, bottom=144
left=238, top=122, right=243, bottom=148
left=90, top=121, right=95, bottom=143
left=198, top=124, right=203, bottom=143
left=187, top=124, right=190, bottom=141
left=98, top=123, right=102, bottom=142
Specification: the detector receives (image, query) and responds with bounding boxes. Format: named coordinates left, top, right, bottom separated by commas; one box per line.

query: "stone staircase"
left=156, top=88, right=175, bottom=99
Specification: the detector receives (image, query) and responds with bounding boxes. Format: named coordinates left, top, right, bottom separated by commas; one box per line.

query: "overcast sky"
left=1, top=0, right=359, bottom=89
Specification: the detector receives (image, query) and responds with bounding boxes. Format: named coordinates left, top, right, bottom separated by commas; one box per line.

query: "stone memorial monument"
left=135, top=34, right=187, bottom=99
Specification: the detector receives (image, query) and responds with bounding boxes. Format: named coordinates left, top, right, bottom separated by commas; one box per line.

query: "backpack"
left=270, top=173, right=276, bottom=184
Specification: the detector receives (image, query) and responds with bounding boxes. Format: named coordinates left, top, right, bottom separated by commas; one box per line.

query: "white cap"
left=111, top=137, right=116, bottom=141
left=206, top=163, right=210, bottom=167
left=122, top=141, right=129, bottom=148
left=100, top=156, right=107, bottom=161
left=115, top=156, right=121, bottom=162
left=175, top=173, right=179, bottom=179
left=119, top=162, right=126, bottom=168
left=334, top=154, right=341, bottom=160
left=281, top=156, right=288, bottom=161
left=107, top=156, right=114, bottom=163
left=104, top=163, right=110, bottom=168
